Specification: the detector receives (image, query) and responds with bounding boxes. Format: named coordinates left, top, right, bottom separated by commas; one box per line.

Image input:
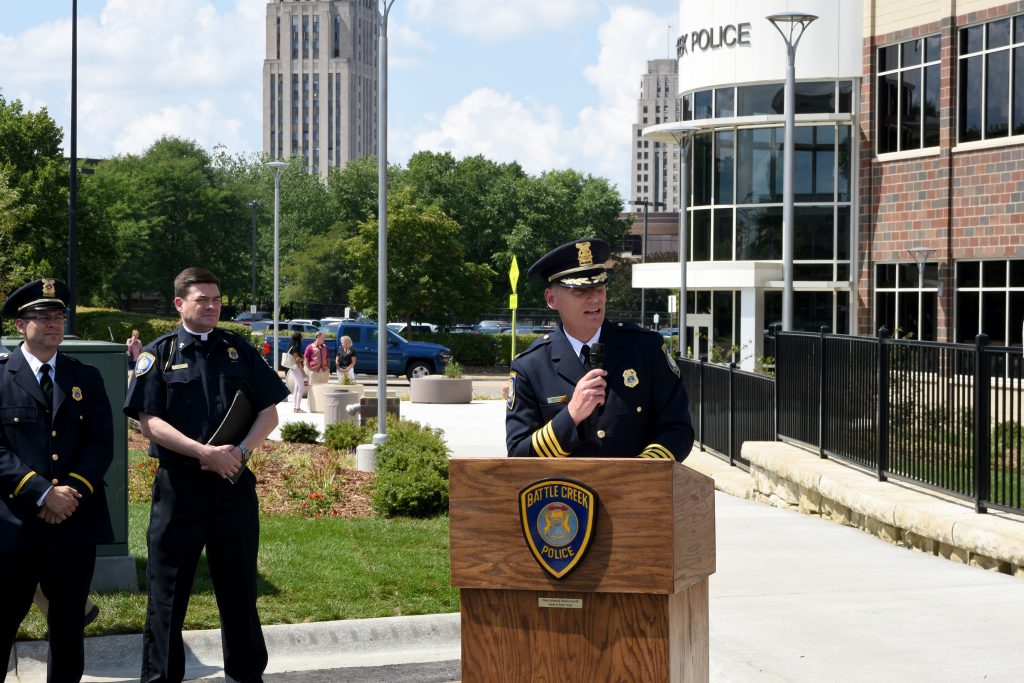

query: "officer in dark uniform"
left=124, top=267, right=287, bottom=683
left=0, top=278, right=113, bottom=683
left=506, top=238, right=695, bottom=461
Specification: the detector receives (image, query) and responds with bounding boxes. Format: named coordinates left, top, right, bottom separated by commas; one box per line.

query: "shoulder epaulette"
left=513, top=333, right=553, bottom=360
left=0, top=352, right=9, bottom=362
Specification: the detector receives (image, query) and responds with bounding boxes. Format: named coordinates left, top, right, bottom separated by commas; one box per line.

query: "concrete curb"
left=11, top=613, right=461, bottom=682
left=683, top=449, right=753, bottom=500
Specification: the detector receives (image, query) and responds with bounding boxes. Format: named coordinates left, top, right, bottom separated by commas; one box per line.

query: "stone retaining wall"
left=741, top=442, right=1024, bottom=578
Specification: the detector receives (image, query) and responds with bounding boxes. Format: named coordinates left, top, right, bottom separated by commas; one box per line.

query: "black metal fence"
left=683, top=329, right=1024, bottom=516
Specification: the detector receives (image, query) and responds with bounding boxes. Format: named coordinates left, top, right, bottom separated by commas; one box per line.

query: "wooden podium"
left=450, top=458, right=715, bottom=682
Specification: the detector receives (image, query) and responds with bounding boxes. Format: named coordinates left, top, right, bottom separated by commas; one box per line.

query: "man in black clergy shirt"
left=0, top=278, right=113, bottom=683
left=124, top=267, right=287, bottom=683
left=506, top=238, right=694, bottom=462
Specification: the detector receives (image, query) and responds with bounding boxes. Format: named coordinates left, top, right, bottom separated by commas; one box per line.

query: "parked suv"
left=263, top=322, right=451, bottom=379
left=233, top=311, right=272, bottom=326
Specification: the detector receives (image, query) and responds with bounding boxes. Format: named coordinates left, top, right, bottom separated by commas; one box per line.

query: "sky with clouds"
left=0, top=0, right=679, bottom=197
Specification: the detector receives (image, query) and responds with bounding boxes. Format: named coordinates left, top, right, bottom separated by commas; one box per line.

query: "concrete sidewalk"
left=11, top=396, right=1024, bottom=681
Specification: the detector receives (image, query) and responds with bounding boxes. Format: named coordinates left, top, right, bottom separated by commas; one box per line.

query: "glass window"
left=715, top=131, right=734, bottom=204
left=877, top=35, right=942, bottom=152
left=691, top=209, right=711, bottom=261
left=736, top=207, right=782, bottom=260
left=713, top=208, right=732, bottom=261
left=692, top=133, right=713, bottom=206
left=794, top=81, right=837, bottom=114
left=958, top=14, right=1024, bottom=143
left=738, top=83, right=785, bottom=116
left=694, top=90, right=712, bottom=119
left=875, top=262, right=940, bottom=340
left=715, top=87, right=735, bottom=118
left=736, top=128, right=782, bottom=204
left=794, top=126, right=835, bottom=202
left=794, top=207, right=835, bottom=260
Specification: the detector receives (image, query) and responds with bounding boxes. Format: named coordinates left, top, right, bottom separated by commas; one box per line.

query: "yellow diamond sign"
left=509, top=256, right=520, bottom=291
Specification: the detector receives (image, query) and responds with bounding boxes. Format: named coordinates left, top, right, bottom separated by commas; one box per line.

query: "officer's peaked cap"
left=527, top=238, right=611, bottom=289
left=2, top=278, right=71, bottom=318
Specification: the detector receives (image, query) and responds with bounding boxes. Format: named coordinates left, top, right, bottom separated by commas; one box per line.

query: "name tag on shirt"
left=546, top=395, right=568, bottom=405
left=171, top=363, right=189, bottom=370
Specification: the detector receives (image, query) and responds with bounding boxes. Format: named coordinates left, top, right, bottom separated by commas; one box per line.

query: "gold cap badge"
left=576, top=242, right=593, bottom=267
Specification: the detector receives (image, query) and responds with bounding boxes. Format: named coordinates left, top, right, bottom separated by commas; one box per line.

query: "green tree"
left=0, top=95, right=69, bottom=283
left=80, top=137, right=249, bottom=306
left=0, top=168, right=34, bottom=295
left=343, top=189, right=496, bottom=326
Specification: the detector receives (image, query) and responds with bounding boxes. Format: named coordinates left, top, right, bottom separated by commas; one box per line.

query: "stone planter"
left=409, top=376, right=473, bottom=404
left=336, top=382, right=365, bottom=399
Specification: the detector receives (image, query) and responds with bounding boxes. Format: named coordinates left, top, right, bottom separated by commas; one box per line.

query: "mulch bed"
left=127, top=429, right=375, bottom=517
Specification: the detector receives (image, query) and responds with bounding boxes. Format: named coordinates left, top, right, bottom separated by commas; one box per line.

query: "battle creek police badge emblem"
left=519, top=478, right=598, bottom=579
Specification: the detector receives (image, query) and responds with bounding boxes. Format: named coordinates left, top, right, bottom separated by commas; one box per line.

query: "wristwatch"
left=237, top=443, right=252, bottom=461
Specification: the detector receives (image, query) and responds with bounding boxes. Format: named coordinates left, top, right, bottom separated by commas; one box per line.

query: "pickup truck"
left=262, top=322, right=452, bottom=380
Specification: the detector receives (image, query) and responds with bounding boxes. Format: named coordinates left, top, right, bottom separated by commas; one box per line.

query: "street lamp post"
left=247, top=200, right=259, bottom=314
left=767, top=11, right=817, bottom=332
left=374, top=0, right=397, bottom=445
left=641, top=124, right=701, bottom=357
left=267, top=161, right=288, bottom=374
left=630, top=198, right=665, bottom=328
left=908, top=247, right=934, bottom=340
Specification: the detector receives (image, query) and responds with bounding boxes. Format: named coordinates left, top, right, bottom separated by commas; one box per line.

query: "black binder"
left=207, top=390, right=256, bottom=484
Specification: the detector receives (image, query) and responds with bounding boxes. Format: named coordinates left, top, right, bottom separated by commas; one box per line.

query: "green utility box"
left=1, top=337, right=136, bottom=590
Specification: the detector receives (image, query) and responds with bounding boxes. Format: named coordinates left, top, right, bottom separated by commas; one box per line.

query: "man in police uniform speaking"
left=506, top=238, right=695, bottom=462
left=124, top=267, right=287, bottom=683
left=0, top=278, right=113, bottom=683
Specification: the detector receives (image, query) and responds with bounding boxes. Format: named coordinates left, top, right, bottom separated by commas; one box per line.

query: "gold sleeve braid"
left=68, top=472, right=94, bottom=494
left=639, top=443, right=675, bottom=460
left=531, top=420, right=569, bottom=458
left=14, top=470, right=37, bottom=495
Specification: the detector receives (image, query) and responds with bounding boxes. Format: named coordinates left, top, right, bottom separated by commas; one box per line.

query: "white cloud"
left=413, top=88, right=568, bottom=172
left=112, top=100, right=246, bottom=154
left=407, top=6, right=671, bottom=194
left=0, top=0, right=263, bottom=158
left=405, top=0, right=598, bottom=41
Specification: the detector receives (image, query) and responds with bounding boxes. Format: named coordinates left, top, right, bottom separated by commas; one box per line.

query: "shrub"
left=370, top=418, right=450, bottom=518
left=495, top=333, right=542, bottom=366
left=444, top=359, right=463, bottom=378
left=432, top=333, right=499, bottom=365
left=281, top=421, right=320, bottom=444
left=324, top=420, right=371, bottom=452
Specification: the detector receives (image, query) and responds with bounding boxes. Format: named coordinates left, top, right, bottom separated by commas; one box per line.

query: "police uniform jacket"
left=506, top=320, right=695, bottom=462
left=124, top=327, right=288, bottom=465
left=0, top=348, right=114, bottom=552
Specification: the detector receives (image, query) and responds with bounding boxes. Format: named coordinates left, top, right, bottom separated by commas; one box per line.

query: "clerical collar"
left=182, top=325, right=210, bottom=342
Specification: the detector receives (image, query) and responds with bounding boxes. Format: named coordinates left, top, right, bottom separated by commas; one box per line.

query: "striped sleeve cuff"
left=68, top=472, right=95, bottom=494
left=531, top=420, right=570, bottom=458
left=14, top=471, right=37, bottom=495
left=639, top=443, right=675, bottom=460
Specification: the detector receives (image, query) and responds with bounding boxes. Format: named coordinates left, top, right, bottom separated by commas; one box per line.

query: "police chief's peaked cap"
left=527, top=238, right=611, bottom=289
left=2, top=278, right=71, bottom=318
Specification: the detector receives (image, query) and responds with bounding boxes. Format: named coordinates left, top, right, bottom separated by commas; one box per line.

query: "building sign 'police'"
left=519, top=479, right=597, bottom=579
left=676, top=22, right=752, bottom=58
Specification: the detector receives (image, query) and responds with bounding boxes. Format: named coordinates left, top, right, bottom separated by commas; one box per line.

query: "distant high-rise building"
left=263, top=0, right=377, bottom=178
left=630, top=59, right=680, bottom=212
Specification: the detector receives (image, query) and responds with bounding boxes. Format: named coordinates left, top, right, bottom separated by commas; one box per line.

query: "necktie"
left=580, top=344, right=591, bottom=368
left=40, top=364, right=54, bottom=411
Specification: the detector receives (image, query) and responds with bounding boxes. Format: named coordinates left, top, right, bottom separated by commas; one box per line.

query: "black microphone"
left=587, top=342, right=605, bottom=439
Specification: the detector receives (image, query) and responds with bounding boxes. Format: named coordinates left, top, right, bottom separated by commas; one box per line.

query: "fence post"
left=728, top=361, right=736, bottom=467
left=698, top=354, right=706, bottom=452
left=877, top=327, right=891, bottom=482
left=819, top=325, right=830, bottom=459
left=973, top=333, right=991, bottom=514
left=772, top=323, right=782, bottom=440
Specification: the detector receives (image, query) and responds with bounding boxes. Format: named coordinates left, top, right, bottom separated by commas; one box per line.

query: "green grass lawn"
left=17, top=504, right=458, bottom=640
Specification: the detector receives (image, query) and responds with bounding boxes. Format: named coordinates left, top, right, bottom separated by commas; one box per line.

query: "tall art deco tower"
left=263, top=0, right=378, bottom=178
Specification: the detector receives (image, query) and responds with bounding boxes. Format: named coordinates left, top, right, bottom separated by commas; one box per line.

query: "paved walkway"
left=10, top=393, right=1024, bottom=681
